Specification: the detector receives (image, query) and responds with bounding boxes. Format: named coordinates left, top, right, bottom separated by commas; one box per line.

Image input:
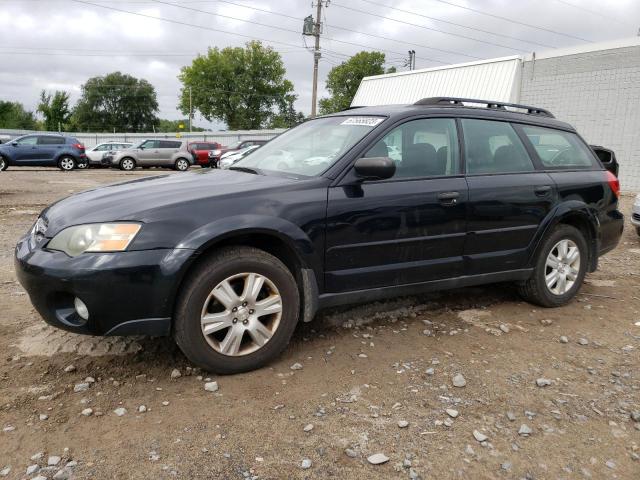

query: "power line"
left=68, top=0, right=408, bottom=67
left=553, top=0, right=635, bottom=28
left=147, top=0, right=447, bottom=64
left=357, top=0, right=557, bottom=49
left=168, top=0, right=483, bottom=60
left=426, top=0, right=592, bottom=42
left=330, top=1, right=531, bottom=52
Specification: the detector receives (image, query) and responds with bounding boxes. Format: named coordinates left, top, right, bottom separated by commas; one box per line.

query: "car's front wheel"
left=0, top=155, right=7, bottom=171
left=58, top=156, right=76, bottom=171
left=518, top=225, right=587, bottom=307
left=174, top=158, right=190, bottom=171
left=174, top=247, right=300, bottom=374
left=119, top=157, right=136, bottom=171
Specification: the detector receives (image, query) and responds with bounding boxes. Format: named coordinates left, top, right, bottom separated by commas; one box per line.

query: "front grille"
left=632, top=213, right=640, bottom=222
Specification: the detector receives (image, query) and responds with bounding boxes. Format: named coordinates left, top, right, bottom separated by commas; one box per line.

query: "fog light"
left=74, top=297, right=89, bottom=321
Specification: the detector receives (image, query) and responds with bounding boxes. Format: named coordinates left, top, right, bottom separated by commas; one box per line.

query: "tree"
left=319, top=51, right=394, bottom=115
left=37, top=90, right=71, bottom=131
left=72, top=72, right=159, bottom=132
left=0, top=101, right=38, bottom=129
left=268, top=93, right=306, bottom=129
left=179, top=41, right=295, bottom=130
left=156, top=119, right=206, bottom=132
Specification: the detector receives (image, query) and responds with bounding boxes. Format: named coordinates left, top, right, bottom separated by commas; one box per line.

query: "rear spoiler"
left=590, top=145, right=618, bottom=177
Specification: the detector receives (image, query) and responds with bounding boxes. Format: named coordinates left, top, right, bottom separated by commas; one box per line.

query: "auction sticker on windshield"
left=340, top=117, right=384, bottom=127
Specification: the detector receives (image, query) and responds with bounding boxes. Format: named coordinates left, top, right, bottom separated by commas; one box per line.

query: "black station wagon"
left=15, top=97, right=624, bottom=373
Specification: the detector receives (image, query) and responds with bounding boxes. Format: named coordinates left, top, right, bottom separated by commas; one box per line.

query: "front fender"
left=176, top=214, right=322, bottom=279
left=526, top=201, right=599, bottom=269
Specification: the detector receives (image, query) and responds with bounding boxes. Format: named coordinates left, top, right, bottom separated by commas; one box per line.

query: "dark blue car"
left=0, top=134, right=87, bottom=171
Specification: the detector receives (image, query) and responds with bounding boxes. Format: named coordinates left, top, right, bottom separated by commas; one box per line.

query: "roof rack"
left=413, top=97, right=555, bottom=118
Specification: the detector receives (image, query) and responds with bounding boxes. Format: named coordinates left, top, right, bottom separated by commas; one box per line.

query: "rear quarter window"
left=521, top=126, right=597, bottom=169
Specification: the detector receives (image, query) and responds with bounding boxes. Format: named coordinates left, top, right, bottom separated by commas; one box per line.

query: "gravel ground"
left=0, top=168, right=639, bottom=479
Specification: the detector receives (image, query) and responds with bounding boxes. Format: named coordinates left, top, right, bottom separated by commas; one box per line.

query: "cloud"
left=0, top=0, right=637, bottom=130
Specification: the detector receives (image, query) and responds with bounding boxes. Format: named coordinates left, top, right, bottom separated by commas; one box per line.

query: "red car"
left=188, top=141, right=222, bottom=167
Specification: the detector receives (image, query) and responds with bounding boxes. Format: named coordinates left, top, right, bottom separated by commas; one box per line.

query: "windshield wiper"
left=228, top=166, right=261, bottom=175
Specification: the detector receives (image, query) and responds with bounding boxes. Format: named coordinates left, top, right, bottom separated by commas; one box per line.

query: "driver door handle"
left=534, top=185, right=552, bottom=196
left=438, top=191, right=459, bottom=206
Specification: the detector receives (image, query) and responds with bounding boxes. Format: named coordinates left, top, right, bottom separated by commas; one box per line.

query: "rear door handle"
left=438, top=191, right=460, bottom=205
left=534, top=185, right=552, bottom=196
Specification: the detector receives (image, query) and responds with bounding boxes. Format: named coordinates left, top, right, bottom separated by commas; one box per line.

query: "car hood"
left=41, top=169, right=302, bottom=236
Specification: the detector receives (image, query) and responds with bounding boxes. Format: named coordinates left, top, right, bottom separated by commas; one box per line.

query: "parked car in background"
left=208, top=139, right=269, bottom=168
left=631, top=195, right=640, bottom=236
left=102, top=139, right=195, bottom=171
left=188, top=141, right=222, bottom=167
left=84, top=142, right=133, bottom=167
left=14, top=97, right=623, bottom=373
left=0, top=134, right=86, bottom=171
left=218, top=145, right=261, bottom=169
left=0, top=134, right=11, bottom=144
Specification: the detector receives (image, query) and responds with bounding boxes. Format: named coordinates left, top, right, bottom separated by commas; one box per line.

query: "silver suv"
left=104, top=139, right=194, bottom=171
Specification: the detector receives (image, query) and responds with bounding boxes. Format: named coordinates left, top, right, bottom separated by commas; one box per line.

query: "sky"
left=0, top=0, right=638, bottom=131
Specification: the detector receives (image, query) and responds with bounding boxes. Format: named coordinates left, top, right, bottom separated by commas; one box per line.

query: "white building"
left=352, top=37, right=640, bottom=191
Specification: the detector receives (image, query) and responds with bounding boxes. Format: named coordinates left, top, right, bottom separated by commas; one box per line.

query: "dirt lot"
left=0, top=168, right=639, bottom=479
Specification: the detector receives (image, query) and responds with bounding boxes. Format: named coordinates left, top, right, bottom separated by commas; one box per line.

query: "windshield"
left=234, top=116, right=384, bottom=176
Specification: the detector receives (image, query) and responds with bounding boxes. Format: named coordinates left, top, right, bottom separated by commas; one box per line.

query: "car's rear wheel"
left=175, top=158, right=190, bottom=171
left=0, top=155, right=7, bottom=171
left=119, top=157, right=136, bottom=171
left=77, top=160, right=89, bottom=169
left=174, top=247, right=300, bottom=374
left=58, top=156, right=76, bottom=171
left=518, top=225, right=587, bottom=307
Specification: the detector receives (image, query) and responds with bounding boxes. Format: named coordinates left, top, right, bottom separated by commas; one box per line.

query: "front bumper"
left=15, top=235, right=195, bottom=336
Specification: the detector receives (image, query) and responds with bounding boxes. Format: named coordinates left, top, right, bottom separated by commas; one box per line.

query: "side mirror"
left=11, top=142, right=18, bottom=146
left=590, top=145, right=618, bottom=177
left=354, top=156, right=396, bottom=181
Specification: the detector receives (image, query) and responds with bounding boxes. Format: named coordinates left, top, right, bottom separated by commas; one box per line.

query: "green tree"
left=179, top=41, right=295, bottom=130
left=268, top=93, right=306, bottom=129
left=72, top=72, right=159, bottom=132
left=319, top=51, right=394, bottom=115
left=37, top=90, right=71, bottom=131
left=0, top=101, right=38, bottom=129
left=156, top=118, right=206, bottom=132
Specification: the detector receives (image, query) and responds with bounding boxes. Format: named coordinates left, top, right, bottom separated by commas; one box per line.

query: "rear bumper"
left=598, top=210, right=624, bottom=256
left=14, top=235, right=195, bottom=336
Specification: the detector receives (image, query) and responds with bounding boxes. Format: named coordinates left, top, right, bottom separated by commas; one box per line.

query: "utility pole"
left=189, top=86, right=193, bottom=133
left=309, top=1, right=328, bottom=117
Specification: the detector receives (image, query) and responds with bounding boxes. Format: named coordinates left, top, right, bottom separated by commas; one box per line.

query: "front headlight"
left=47, top=223, right=142, bottom=257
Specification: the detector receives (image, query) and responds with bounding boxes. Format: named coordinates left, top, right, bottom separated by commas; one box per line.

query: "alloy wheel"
left=200, top=272, right=282, bottom=356
left=177, top=159, right=189, bottom=171
left=60, top=157, right=75, bottom=171
left=0, top=156, right=5, bottom=171
left=121, top=159, right=135, bottom=171
left=545, top=239, right=580, bottom=295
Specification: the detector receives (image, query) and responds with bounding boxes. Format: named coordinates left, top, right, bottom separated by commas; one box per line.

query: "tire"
left=0, top=155, right=7, bottom=171
left=77, top=161, right=89, bottom=169
left=119, top=157, right=136, bottom=171
left=636, top=227, right=640, bottom=237
left=174, top=158, right=190, bottom=171
left=174, top=246, right=300, bottom=374
left=518, top=225, right=588, bottom=307
left=58, top=156, right=76, bottom=171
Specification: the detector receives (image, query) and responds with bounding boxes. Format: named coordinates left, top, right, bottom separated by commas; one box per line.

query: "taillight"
left=73, top=143, right=85, bottom=151
left=606, top=170, right=620, bottom=198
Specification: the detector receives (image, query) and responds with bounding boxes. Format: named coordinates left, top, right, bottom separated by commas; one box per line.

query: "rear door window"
left=461, top=119, right=534, bottom=174
left=160, top=141, right=181, bottom=149
left=521, top=125, right=597, bottom=169
left=37, top=136, right=65, bottom=145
